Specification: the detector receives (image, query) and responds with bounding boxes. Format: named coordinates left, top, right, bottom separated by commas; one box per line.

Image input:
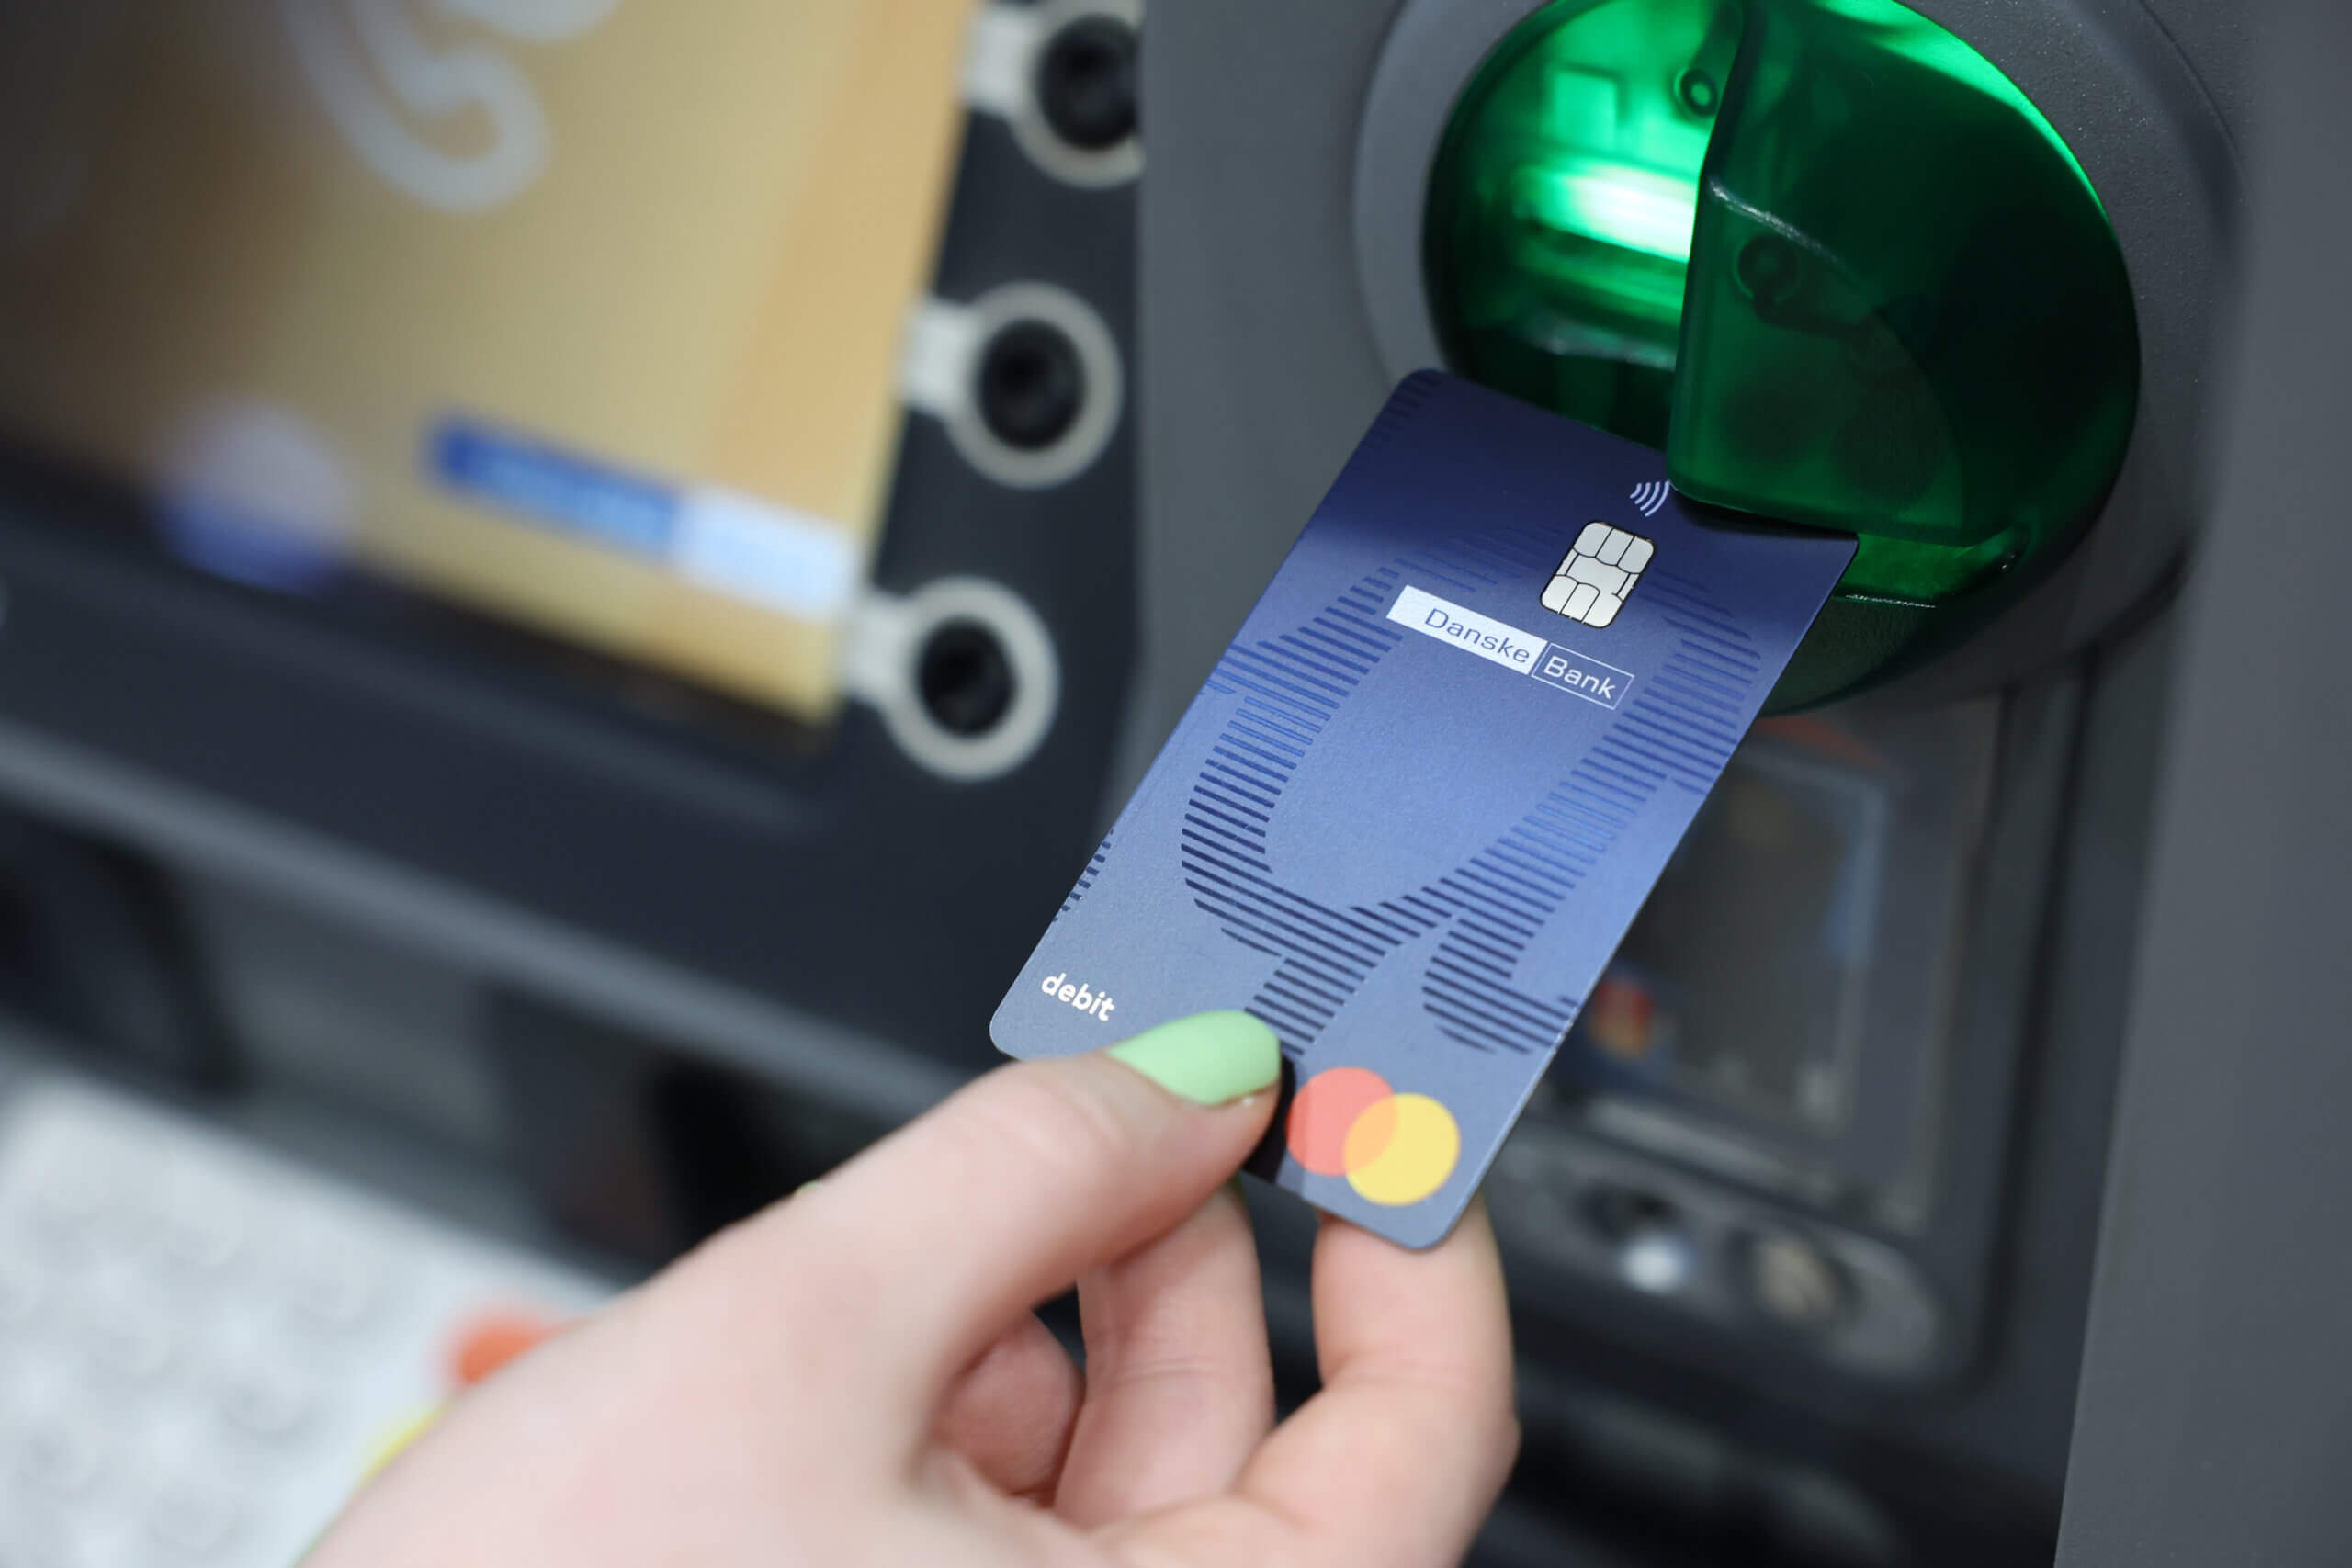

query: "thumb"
left=710, top=1010, right=1281, bottom=1428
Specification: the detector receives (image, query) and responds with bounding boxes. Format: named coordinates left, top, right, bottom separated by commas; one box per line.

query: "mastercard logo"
left=1285, top=1066, right=1461, bottom=1207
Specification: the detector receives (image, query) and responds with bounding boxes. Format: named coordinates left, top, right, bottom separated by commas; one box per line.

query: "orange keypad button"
left=447, top=1307, right=561, bottom=1388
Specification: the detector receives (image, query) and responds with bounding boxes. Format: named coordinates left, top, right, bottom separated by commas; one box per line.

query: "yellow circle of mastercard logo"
left=1286, top=1066, right=1461, bottom=1207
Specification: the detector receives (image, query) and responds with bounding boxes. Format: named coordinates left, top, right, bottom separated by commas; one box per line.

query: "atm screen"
left=1582, top=747, right=1886, bottom=1134
left=0, top=0, right=971, bottom=724
left=1546, top=705, right=1995, bottom=1212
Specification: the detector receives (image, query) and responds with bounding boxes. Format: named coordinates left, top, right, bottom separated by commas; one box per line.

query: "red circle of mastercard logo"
left=1286, top=1067, right=1461, bottom=1207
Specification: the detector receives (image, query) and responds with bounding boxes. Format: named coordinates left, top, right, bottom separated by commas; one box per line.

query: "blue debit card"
left=990, top=372, right=1857, bottom=1247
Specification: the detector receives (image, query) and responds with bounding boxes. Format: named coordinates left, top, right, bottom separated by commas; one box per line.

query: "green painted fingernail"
left=1106, top=1010, right=1282, bottom=1106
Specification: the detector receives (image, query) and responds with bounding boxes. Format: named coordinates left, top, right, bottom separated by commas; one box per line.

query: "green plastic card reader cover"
left=1426, top=0, right=2138, bottom=705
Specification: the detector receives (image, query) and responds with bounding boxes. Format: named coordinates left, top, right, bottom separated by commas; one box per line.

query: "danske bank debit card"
left=991, top=373, right=1856, bottom=1247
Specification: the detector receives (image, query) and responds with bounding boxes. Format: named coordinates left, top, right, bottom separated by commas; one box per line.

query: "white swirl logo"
left=278, top=0, right=621, bottom=212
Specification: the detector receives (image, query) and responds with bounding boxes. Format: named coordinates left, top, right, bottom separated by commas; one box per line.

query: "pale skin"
left=308, top=1049, right=1521, bottom=1567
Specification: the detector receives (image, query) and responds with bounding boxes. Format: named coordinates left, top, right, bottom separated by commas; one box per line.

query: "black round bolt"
left=917, top=618, right=1015, bottom=738
left=977, top=319, right=1086, bottom=452
left=1035, top=16, right=1137, bottom=151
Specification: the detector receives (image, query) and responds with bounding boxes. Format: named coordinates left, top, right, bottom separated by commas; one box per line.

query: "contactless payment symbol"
left=1286, top=1067, right=1461, bottom=1207
left=1542, top=521, right=1653, bottom=628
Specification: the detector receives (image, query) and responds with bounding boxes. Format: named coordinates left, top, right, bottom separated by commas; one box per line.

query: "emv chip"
left=1542, top=523, right=1654, bottom=627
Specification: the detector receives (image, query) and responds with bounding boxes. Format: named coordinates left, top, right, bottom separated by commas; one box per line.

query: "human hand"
left=309, top=1010, right=1520, bottom=1567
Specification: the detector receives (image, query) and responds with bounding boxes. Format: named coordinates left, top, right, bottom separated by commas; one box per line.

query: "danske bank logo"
left=1386, top=585, right=1634, bottom=710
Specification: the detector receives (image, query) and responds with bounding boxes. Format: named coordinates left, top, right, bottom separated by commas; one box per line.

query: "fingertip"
left=1103, top=1009, right=1283, bottom=1107
left=1447, top=1192, right=1509, bottom=1281
left=726, top=1016, right=1283, bottom=1425
left=1199, top=1193, right=1517, bottom=1568
left=1057, top=1179, right=1273, bottom=1525
left=1312, top=1192, right=1516, bottom=1392
left=1317, top=1190, right=1506, bottom=1283
left=933, top=1314, right=1083, bottom=1503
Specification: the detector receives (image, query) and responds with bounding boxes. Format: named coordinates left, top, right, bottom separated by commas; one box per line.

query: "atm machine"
left=0, top=0, right=2339, bottom=1563
left=1132, top=0, right=2260, bottom=1562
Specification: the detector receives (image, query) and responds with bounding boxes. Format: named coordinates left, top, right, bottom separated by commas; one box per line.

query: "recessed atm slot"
left=1420, top=0, right=2140, bottom=706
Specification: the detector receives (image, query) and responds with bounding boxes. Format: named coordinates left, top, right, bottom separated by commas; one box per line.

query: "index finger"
left=679, top=1014, right=1280, bottom=1430
left=1111, top=1199, right=1520, bottom=1568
